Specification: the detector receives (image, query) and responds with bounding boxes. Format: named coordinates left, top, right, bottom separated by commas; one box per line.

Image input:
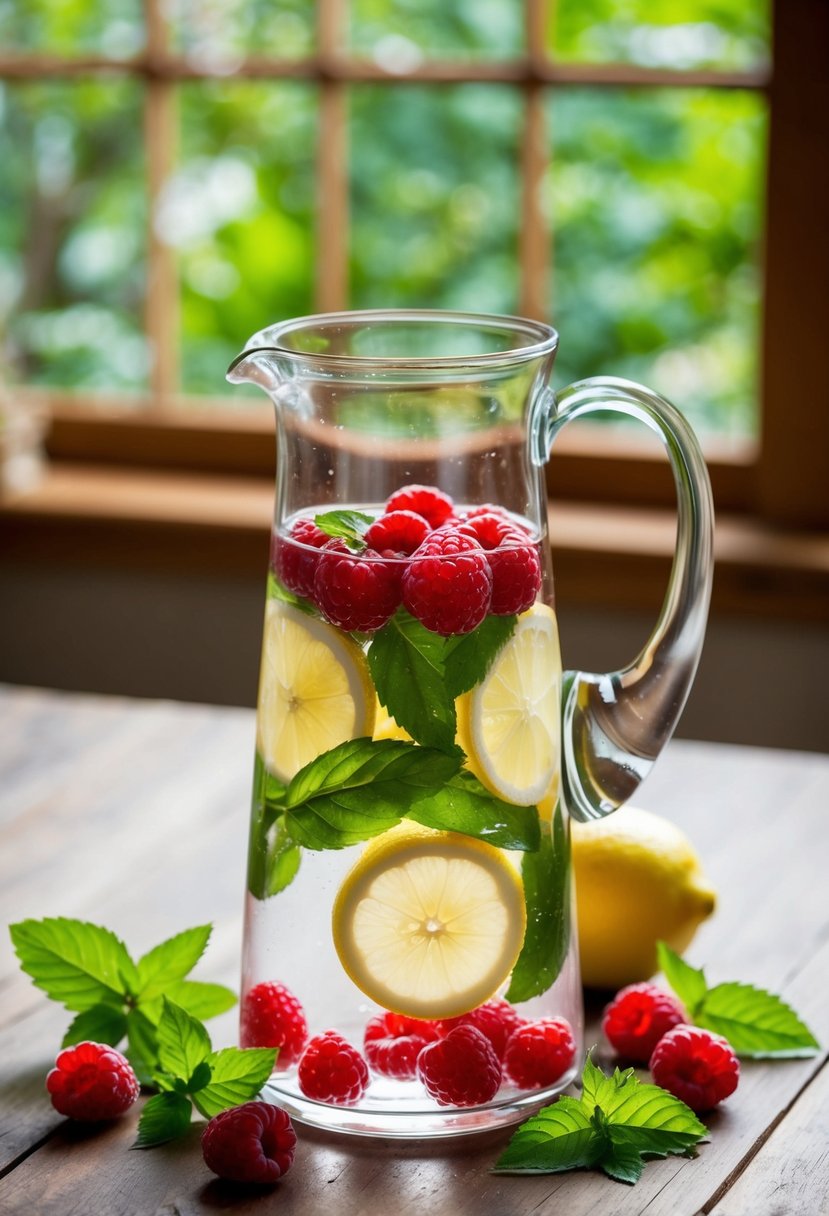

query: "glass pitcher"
left=228, top=310, right=713, bottom=1138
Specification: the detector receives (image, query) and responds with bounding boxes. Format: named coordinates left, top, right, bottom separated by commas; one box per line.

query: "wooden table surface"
left=1, top=684, right=827, bottom=1216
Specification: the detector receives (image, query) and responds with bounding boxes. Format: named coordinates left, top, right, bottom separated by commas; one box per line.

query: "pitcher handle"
left=539, top=376, right=714, bottom=822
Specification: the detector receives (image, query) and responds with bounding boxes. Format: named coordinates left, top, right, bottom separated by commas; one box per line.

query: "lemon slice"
left=459, top=602, right=561, bottom=806
left=332, top=824, right=526, bottom=1019
left=256, top=601, right=375, bottom=782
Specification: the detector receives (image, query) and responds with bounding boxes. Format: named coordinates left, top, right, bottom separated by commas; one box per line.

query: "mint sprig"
left=9, top=917, right=236, bottom=1079
left=657, top=942, right=820, bottom=1058
left=494, top=1055, right=707, bottom=1184
left=135, top=999, right=276, bottom=1146
left=506, top=802, right=570, bottom=1002
left=314, top=508, right=374, bottom=550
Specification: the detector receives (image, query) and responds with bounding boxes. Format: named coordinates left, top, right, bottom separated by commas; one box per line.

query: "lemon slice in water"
left=459, top=602, right=561, bottom=806
left=256, top=601, right=376, bottom=782
left=332, top=824, right=526, bottom=1020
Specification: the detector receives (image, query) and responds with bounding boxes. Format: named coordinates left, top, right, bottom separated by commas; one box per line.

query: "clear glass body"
left=229, top=310, right=713, bottom=1137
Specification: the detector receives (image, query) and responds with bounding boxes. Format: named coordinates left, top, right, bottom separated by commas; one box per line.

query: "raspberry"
left=602, top=983, right=687, bottom=1063
left=298, top=1031, right=369, bottom=1105
left=240, top=981, right=309, bottom=1068
left=201, top=1101, right=296, bottom=1185
left=436, top=998, right=524, bottom=1062
left=364, top=1011, right=440, bottom=1080
left=273, top=517, right=328, bottom=598
left=385, top=484, right=455, bottom=529
left=458, top=513, right=541, bottom=616
left=502, top=1018, right=576, bottom=1089
left=402, top=529, right=492, bottom=635
left=46, top=1041, right=139, bottom=1122
left=365, top=510, right=430, bottom=556
left=313, top=540, right=402, bottom=632
left=416, top=1025, right=502, bottom=1107
left=649, top=1025, right=740, bottom=1112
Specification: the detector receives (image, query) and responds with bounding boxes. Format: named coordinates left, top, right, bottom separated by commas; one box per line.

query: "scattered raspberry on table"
left=649, top=1024, right=740, bottom=1112
left=240, top=981, right=309, bottom=1068
left=201, top=1101, right=296, bottom=1185
left=602, top=982, right=687, bottom=1063
left=46, top=1041, right=139, bottom=1122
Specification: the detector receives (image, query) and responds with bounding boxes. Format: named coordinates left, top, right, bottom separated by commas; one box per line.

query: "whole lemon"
left=572, top=805, right=716, bottom=990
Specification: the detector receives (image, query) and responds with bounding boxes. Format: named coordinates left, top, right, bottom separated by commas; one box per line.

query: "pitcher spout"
left=226, top=346, right=283, bottom=393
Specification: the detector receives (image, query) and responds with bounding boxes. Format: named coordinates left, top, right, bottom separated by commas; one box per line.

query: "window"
left=1, top=0, right=826, bottom=528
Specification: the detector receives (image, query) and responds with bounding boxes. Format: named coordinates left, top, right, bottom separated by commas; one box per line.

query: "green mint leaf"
left=187, top=1061, right=213, bottom=1094
left=314, top=509, right=374, bottom=550
left=406, top=770, right=540, bottom=851
left=156, top=999, right=212, bottom=1082
left=581, top=1055, right=635, bottom=1111
left=506, top=805, right=571, bottom=1002
left=135, top=1091, right=192, bottom=1148
left=192, top=1047, right=277, bottom=1119
left=696, top=981, right=820, bottom=1058
left=9, top=917, right=133, bottom=1011
left=62, top=1004, right=128, bottom=1049
left=493, top=1096, right=603, bottom=1174
left=265, top=837, right=302, bottom=896
left=126, top=1007, right=159, bottom=1084
left=599, top=1138, right=646, bottom=1185
left=284, top=738, right=461, bottom=849
left=368, top=610, right=458, bottom=752
left=135, top=925, right=213, bottom=998
left=657, top=942, right=708, bottom=1014
left=266, top=571, right=315, bottom=615
left=158, top=980, right=237, bottom=1021
left=442, top=614, right=516, bottom=697
left=581, top=1057, right=706, bottom=1155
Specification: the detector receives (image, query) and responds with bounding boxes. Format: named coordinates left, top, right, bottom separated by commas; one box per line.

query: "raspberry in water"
left=365, top=510, right=430, bottom=556
left=402, top=529, right=492, bottom=636
left=416, top=1024, right=502, bottom=1107
left=502, top=1017, right=576, bottom=1089
left=273, top=517, right=329, bottom=599
left=385, top=484, right=455, bottom=529
left=240, top=981, right=309, bottom=1068
left=458, top=512, right=541, bottom=616
left=364, top=1011, right=440, bottom=1080
left=436, top=998, right=524, bottom=1062
left=298, top=1031, right=369, bottom=1106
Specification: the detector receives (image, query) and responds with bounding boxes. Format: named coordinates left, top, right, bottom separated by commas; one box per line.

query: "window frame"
left=1, top=0, right=827, bottom=529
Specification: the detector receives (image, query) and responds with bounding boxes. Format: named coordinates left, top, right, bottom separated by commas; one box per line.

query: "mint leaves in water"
left=314, top=508, right=374, bottom=551
left=657, top=942, right=820, bottom=1058
left=494, top=1055, right=707, bottom=1184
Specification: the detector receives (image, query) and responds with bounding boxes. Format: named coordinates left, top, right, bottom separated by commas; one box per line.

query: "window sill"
left=2, top=462, right=827, bottom=622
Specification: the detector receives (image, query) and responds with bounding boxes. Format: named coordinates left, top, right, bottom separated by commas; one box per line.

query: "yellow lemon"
left=572, top=805, right=717, bottom=989
left=458, top=602, right=562, bottom=807
left=332, top=823, right=526, bottom=1019
left=256, top=601, right=375, bottom=782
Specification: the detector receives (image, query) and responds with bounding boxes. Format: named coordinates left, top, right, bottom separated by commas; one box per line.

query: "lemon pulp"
left=256, top=601, right=375, bottom=782
left=332, top=824, right=526, bottom=1019
left=459, top=602, right=561, bottom=806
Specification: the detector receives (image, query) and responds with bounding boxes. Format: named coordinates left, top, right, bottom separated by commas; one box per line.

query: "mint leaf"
left=442, top=614, right=516, bottom=697
left=161, top=981, right=237, bottom=1021
left=187, top=1061, right=213, bottom=1094
left=62, top=1004, right=128, bottom=1049
left=494, top=1096, right=601, bottom=1173
left=406, top=770, right=540, bottom=851
left=600, top=1138, right=645, bottom=1185
left=696, top=982, right=820, bottom=1058
left=368, top=610, right=458, bottom=752
left=135, top=925, right=212, bottom=998
left=266, top=571, right=315, bottom=615
left=657, top=942, right=707, bottom=1014
left=156, top=999, right=211, bottom=1082
left=126, top=1007, right=159, bottom=1083
left=135, top=1092, right=192, bottom=1148
left=192, top=1047, right=277, bottom=1119
left=9, top=917, right=134, bottom=1011
left=314, top=509, right=374, bottom=550
left=506, top=805, right=570, bottom=1002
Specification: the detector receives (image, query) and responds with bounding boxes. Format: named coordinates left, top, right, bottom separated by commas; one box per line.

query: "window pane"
left=168, top=0, right=314, bottom=61
left=551, top=1, right=770, bottom=71
left=0, top=80, right=147, bottom=390
left=350, top=85, right=522, bottom=312
left=546, top=89, right=766, bottom=437
left=172, top=82, right=316, bottom=395
left=0, top=0, right=144, bottom=57
left=349, top=0, right=522, bottom=62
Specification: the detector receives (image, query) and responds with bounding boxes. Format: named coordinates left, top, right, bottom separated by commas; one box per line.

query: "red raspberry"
left=602, top=983, right=687, bottom=1063
left=364, top=1011, right=440, bottom=1080
left=298, top=1031, right=369, bottom=1105
left=273, top=517, right=328, bottom=598
left=240, top=981, right=308, bottom=1067
left=502, top=1017, right=576, bottom=1089
left=201, top=1101, right=296, bottom=1184
left=46, top=1041, right=139, bottom=1121
left=313, top=540, right=402, bottom=632
left=458, top=513, right=541, bottom=615
left=416, top=1025, right=502, bottom=1107
left=436, top=998, right=524, bottom=1062
left=365, top=510, right=430, bottom=556
left=385, top=484, right=455, bottom=529
left=402, top=529, right=492, bottom=636
left=649, top=1025, right=740, bottom=1112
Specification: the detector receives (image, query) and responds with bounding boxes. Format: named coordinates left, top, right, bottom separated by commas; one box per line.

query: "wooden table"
left=1, top=685, right=827, bottom=1216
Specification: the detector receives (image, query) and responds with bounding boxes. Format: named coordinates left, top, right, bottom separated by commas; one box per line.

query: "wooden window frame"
left=1, top=0, right=827, bottom=529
